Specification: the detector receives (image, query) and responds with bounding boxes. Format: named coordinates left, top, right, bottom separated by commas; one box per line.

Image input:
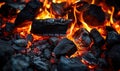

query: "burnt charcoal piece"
left=4, top=22, right=14, bottom=33
left=31, top=18, right=72, bottom=35
left=58, top=56, right=88, bottom=71
left=51, top=64, right=58, bottom=71
left=51, top=2, right=66, bottom=16
left=90, top=28, right=105, bottom=47
left=8, top=3, right=25, bottom=10
left=43, top=49, right=51, bottom=59
left=33, top=40, right=47, bottom=46
left=97, top=58, right=108, bottom=68
left=3, top=54, right=32, bottom=71
left=95, top=68, right=104, bottom=71
left=53, top=38, right=77, bottom=58
left=12, top=44, right=25, bottom=51
left=48, top=37, right=59, bottom=46
left=32, top=57, right=49, bottom=71
left=36, top=43, right=50, bottom=51
left=26, top=34, right=33, bottom=42
left=90, top=44, right=101, bottom=57
left=82, top=52, right=97, bottom=65
left=76, top=1, right=89, bottom=11
left=105, top=0, right=120, bottom=11
left=15, top=1, right=43, bottom=26
left=108, top=44, right=120, bottom=71
left=0, top=39, right=15, bottom=70
left=73, top=28, right=92, bottom=48
left=106, top=27, right=120, bottom=49
left=83, top=4, right=105, bottom=26
left=13, top=39, right=28, bottom=47
left=106, top=26, right=117, bottom=32
left=0, top=3, right=17, bottom=17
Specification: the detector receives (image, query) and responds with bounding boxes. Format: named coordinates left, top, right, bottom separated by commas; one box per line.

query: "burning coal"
left=0, top=0, right=120, bottom=71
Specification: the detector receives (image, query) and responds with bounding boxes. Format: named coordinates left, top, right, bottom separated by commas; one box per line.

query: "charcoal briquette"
left=53, top=38, right=77, bottom=58
left=58, top=56, right=88, bottom=71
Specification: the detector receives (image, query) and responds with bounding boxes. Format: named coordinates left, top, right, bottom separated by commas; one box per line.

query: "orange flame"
left=0, top=2, right=5, bottom=8
left=11, top=0, right=120, bottom=58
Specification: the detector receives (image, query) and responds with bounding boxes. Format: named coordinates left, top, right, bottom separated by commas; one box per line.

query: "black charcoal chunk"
left=90, top=44, right=101, bottom=57
left=32, top=57, right=49, bottom=71
left=31, top=18, right=72, bottom=35
left=90, top=28, right=105, bottom=47
left=106, top=26, right=117, bottom=32
left=95, top=68, right=104, bottom=71
left=83, top=4, right=105, bottom=26
left=15, top=1, right=43, bottom=26
left=0, top=3, right=17, bottom=17
left=4, top=22, right=14, bottom=33
left=97, top=58, right=108, bottom=68
left=44, top=49, right=51, bottom=59
left=73, top=28, right=92, bottom=48
left=14, top=39, right=28, bottom=47
left=82, top=52, right=97, bottom=65
left=53, top=38, right=77, bottom=58
left=26, top=34, right=33, bottom=42
left=36, top=43, right=50, bottom=51
left=51, top=64, right=58, bottom=71
left=3, top=54, right=31, bottom=71
left=51, top=2, right=66, bottom=16
left=34, top=40, right=47, bottom=46
left=58, top=56, right=88, bottom=71
left=8, top=3, right=25, bottom=10
left=0, top=39, right=14, bottom=70
left=76, top=1, right=89, bottom=11
left=48, top=37, right=59, bottom=46
left=105, top=0, right=120, bottom=11
left=108, top=44, right=120, bottom=71
left=12, top=44, right=25, bottom=51
left=106, top=27, right=120, bottom=48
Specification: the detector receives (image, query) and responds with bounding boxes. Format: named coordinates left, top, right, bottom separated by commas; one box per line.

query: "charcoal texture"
left=82, top=52, right=97, bottom=65
left=73, top=28, right=92, bottom=48
left=90, top=28, right=105, bottom=47
left=3, top=54, right=32, bottom=71
left=15, top=1, right=43, bottom=26
left=90, top=44, right=101, bottom=57
left=31, top=18, right=72, bottom=35
left=108, top=44, right=120, bottom=71
left=4, top=22, right=14, bottom=33
left=53, top=38, right=77, bottom=58
left=58, top=56, right=88, bottom=71
left=32, top=57, right=49, bottom=71
left=51, top=2, right=66, bottom=16
left=0, top=39, right=14, bottom=70
left=106, top=27, right=120, bottom=49
left=0, top=3, right=17, bottom=17
left=83, top=5, right=105, bottom=26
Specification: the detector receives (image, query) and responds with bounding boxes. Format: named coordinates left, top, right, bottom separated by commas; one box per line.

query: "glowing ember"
left=0, top=2, right=5, bottom=8
left=11, top=0, right=120, bottom=53
left=1, top=0, right=120, bottom=67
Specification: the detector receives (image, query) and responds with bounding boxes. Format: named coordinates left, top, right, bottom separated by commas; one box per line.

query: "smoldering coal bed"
left=0, top=0, right=120, bottom=71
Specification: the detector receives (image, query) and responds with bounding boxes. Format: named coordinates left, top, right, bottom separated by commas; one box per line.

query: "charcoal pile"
left=0, top=0, right=120, bottom=71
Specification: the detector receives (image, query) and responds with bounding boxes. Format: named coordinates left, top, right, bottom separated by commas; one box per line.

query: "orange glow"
left=118, top=11, right=120, bottom=15
left=109, top=7, right=115, bottom=24
left=36, top=8, right=55, bottom=19
left=2, top=0, right=120, bottom=62
left=0, top=2, right=5, bottom=8
left=15, top=21, right=32, bottom=37
left=81, top=59, right=96, bottom=69
left=26, top=41, right=32, bottom=48
left=91, top=0, right=95, bottom=4
left=52, top=0, right=77, bottom=5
